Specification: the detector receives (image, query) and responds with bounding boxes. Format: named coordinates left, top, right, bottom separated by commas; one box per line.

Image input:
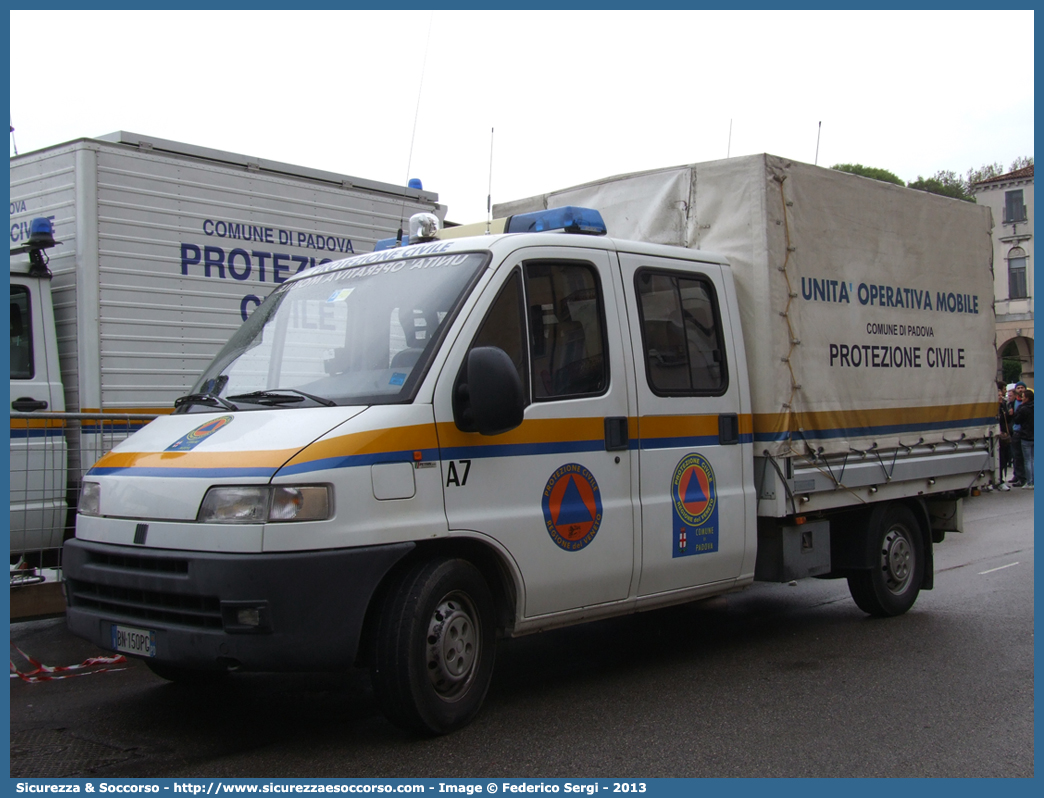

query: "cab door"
left=616, top=253, right=749, bottom=595
left=435, top=247, right=637, bottom=618
left=10, top=275, right=67, bottom=555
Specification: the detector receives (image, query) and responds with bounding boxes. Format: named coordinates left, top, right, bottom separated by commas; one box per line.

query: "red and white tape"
left=10, top=645, right=127, bottom=683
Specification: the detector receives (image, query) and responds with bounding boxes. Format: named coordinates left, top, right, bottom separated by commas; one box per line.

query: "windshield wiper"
left=226, top=389, right=337, bottom=407
left=174, top=392, right=240, bottom=412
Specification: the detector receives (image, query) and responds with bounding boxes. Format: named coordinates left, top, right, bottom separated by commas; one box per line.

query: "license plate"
left=111, top=624, right=156, bottom=658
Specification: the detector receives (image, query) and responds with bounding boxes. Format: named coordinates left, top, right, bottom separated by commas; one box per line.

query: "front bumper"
left=63, top=538, right=414, bottom=672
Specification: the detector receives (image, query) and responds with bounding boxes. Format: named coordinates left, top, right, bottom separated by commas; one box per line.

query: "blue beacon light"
left=504, top=206, right=607, bottom=235
left=374, top=205, right=608, bottom=250
left=28, top=217, right=56, bottom=248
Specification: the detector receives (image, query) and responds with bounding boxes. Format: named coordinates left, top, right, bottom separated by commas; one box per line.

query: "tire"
left=144, top=659, right=229, bottom=685
left=371, top=557, right=496, bottom=735
left=847, top=505, right=924, bottom=617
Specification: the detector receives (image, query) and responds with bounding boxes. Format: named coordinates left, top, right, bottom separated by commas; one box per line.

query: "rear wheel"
left=371, top=557, right=496, bottom=735
left=848, top=504, right=924, bottom=617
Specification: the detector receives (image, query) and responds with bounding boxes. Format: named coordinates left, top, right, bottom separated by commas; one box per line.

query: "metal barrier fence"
left=10, top=411, right=159, bottom=587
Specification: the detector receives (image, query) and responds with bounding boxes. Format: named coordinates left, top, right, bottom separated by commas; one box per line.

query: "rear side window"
left=635, top=270, right=727, bottom=395
left=10, top=285, right=33, bottom=380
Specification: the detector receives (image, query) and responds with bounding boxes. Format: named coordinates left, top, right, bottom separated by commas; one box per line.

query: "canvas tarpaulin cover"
left=496, top=154, right=997, bottom=458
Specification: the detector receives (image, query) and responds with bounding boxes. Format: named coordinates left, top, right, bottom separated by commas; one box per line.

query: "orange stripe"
left=80, top=407, right=173, bottom=415
left=436, top=417, right=606, bottom=448
left=9, top=418, right=66, bottom=429
left=284, top=424, right=441, bottom=465
left=638, top=415, right=722, bottom=439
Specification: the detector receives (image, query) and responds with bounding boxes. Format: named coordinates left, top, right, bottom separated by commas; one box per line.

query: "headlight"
left=197, top=485, right=331, bottom=524
left=79, top=482, right=101, bottom=516
left=269, top=486, right=330, bottom=522
left=198, top=486, right=269, bottom=523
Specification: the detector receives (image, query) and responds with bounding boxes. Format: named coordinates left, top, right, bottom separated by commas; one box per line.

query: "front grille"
left=67, top=579, right=222, bottom=629
left=85, top=550, right=190, bottom=574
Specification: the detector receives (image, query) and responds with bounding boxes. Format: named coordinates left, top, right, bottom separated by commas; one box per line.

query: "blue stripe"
left=12, top=426, right=147, bottom=440
left=440, top=439, right=606, bottom=461
left=80, top=426, right=150, bottom=434
left=83, top=436, right=766, bottom=480
left=278, top=448, right=439, bottom=476
left=753, top=416, right=996, bottom=443
left=640, top=434, right=720, bottom=450
left=639, top=433, right=753, bottom=449
left=9, top=428, right=66, bottom=439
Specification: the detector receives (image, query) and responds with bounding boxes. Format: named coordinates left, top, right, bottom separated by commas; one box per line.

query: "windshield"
left=186, top=250, right=488, bottom=409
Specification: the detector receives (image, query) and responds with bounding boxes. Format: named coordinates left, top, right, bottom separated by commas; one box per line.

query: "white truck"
left=9, top=132, right=443, bottom=559
left=62, top=154, right=997, bottom=735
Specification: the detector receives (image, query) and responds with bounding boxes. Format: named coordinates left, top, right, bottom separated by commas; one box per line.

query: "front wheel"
left=847, top=505, right=924, bottom=617
left=371, top=557, right=496, bottom=735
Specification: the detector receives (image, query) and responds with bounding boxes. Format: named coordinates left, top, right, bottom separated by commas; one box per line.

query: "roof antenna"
left=815, top=121, right=822, bottom=166
left=486, top=127, right=494, bottom=234
left=727, top=118, right=732, bottom=158
left=396, top=11, right=435, bottom=247
left=10, top=119, right=18, bottom=156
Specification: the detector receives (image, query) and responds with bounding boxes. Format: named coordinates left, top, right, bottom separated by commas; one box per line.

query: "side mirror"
left=454, top=347, right=525, bottom=436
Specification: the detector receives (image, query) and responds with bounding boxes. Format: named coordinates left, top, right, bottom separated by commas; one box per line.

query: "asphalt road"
left=9, top=489, right=1034, bottom=778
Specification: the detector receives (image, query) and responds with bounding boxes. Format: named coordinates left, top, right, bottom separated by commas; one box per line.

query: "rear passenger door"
left=616, top=253, right=749, bottom=595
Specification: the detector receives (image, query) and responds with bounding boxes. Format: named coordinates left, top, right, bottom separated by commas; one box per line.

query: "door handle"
left=604, top=417, right=629, bottom=451
left=719, top=413, right=739, bottom=445
left=12, top=397, right=48, bottom=412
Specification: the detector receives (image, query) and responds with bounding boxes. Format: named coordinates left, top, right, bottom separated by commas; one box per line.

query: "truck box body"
left=495, top=154, right=997, bottom=463
left=9, top=132, right=443, bottom=554
left=10, top=132, right=444, bottom=417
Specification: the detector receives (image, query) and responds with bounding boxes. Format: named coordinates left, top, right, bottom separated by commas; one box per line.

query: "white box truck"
left=62, top=155, right=996, bottom=734
left=9, top=132, right=444, bottom=557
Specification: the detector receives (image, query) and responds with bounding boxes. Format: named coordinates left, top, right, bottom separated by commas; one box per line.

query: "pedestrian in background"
left=1013, top=386, right=1034, bottom=489
left=997, top=383, right=1013, bottom=490
left=1008, top=383, right=1026, bottom=486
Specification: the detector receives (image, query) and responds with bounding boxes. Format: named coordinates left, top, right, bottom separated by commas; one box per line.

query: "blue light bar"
left=504, top=206, right=607, bottom=236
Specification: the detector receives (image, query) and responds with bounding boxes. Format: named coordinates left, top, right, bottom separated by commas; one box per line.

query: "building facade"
left=972, top=165, right=1034, bottom=387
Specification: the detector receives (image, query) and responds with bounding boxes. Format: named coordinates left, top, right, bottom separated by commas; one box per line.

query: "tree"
left=1003, top=358, right=1023, bottom=385
left=907, top=170, right=975, bottom=202
left=967, top=162, right=1005, bottom=186
left=831, top=163, right=905, bottom=186
left=830, top=156, right=1033, bottom=202
left=1001, top=341, right=1024, bottom=385
left=967, top=156, right=1034, bottom=187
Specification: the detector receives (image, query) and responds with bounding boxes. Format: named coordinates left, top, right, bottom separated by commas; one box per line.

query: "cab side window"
left=10, top=286, right=33, bottom=380
left=525, top=262, right=608, bottom=400
left=470, top=270, right=529, bottom=397
left=636, top=270, right=727, bottom=395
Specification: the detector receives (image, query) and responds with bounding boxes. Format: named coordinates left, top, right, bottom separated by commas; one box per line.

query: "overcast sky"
left=10, top=9, right=1035, bottom=223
